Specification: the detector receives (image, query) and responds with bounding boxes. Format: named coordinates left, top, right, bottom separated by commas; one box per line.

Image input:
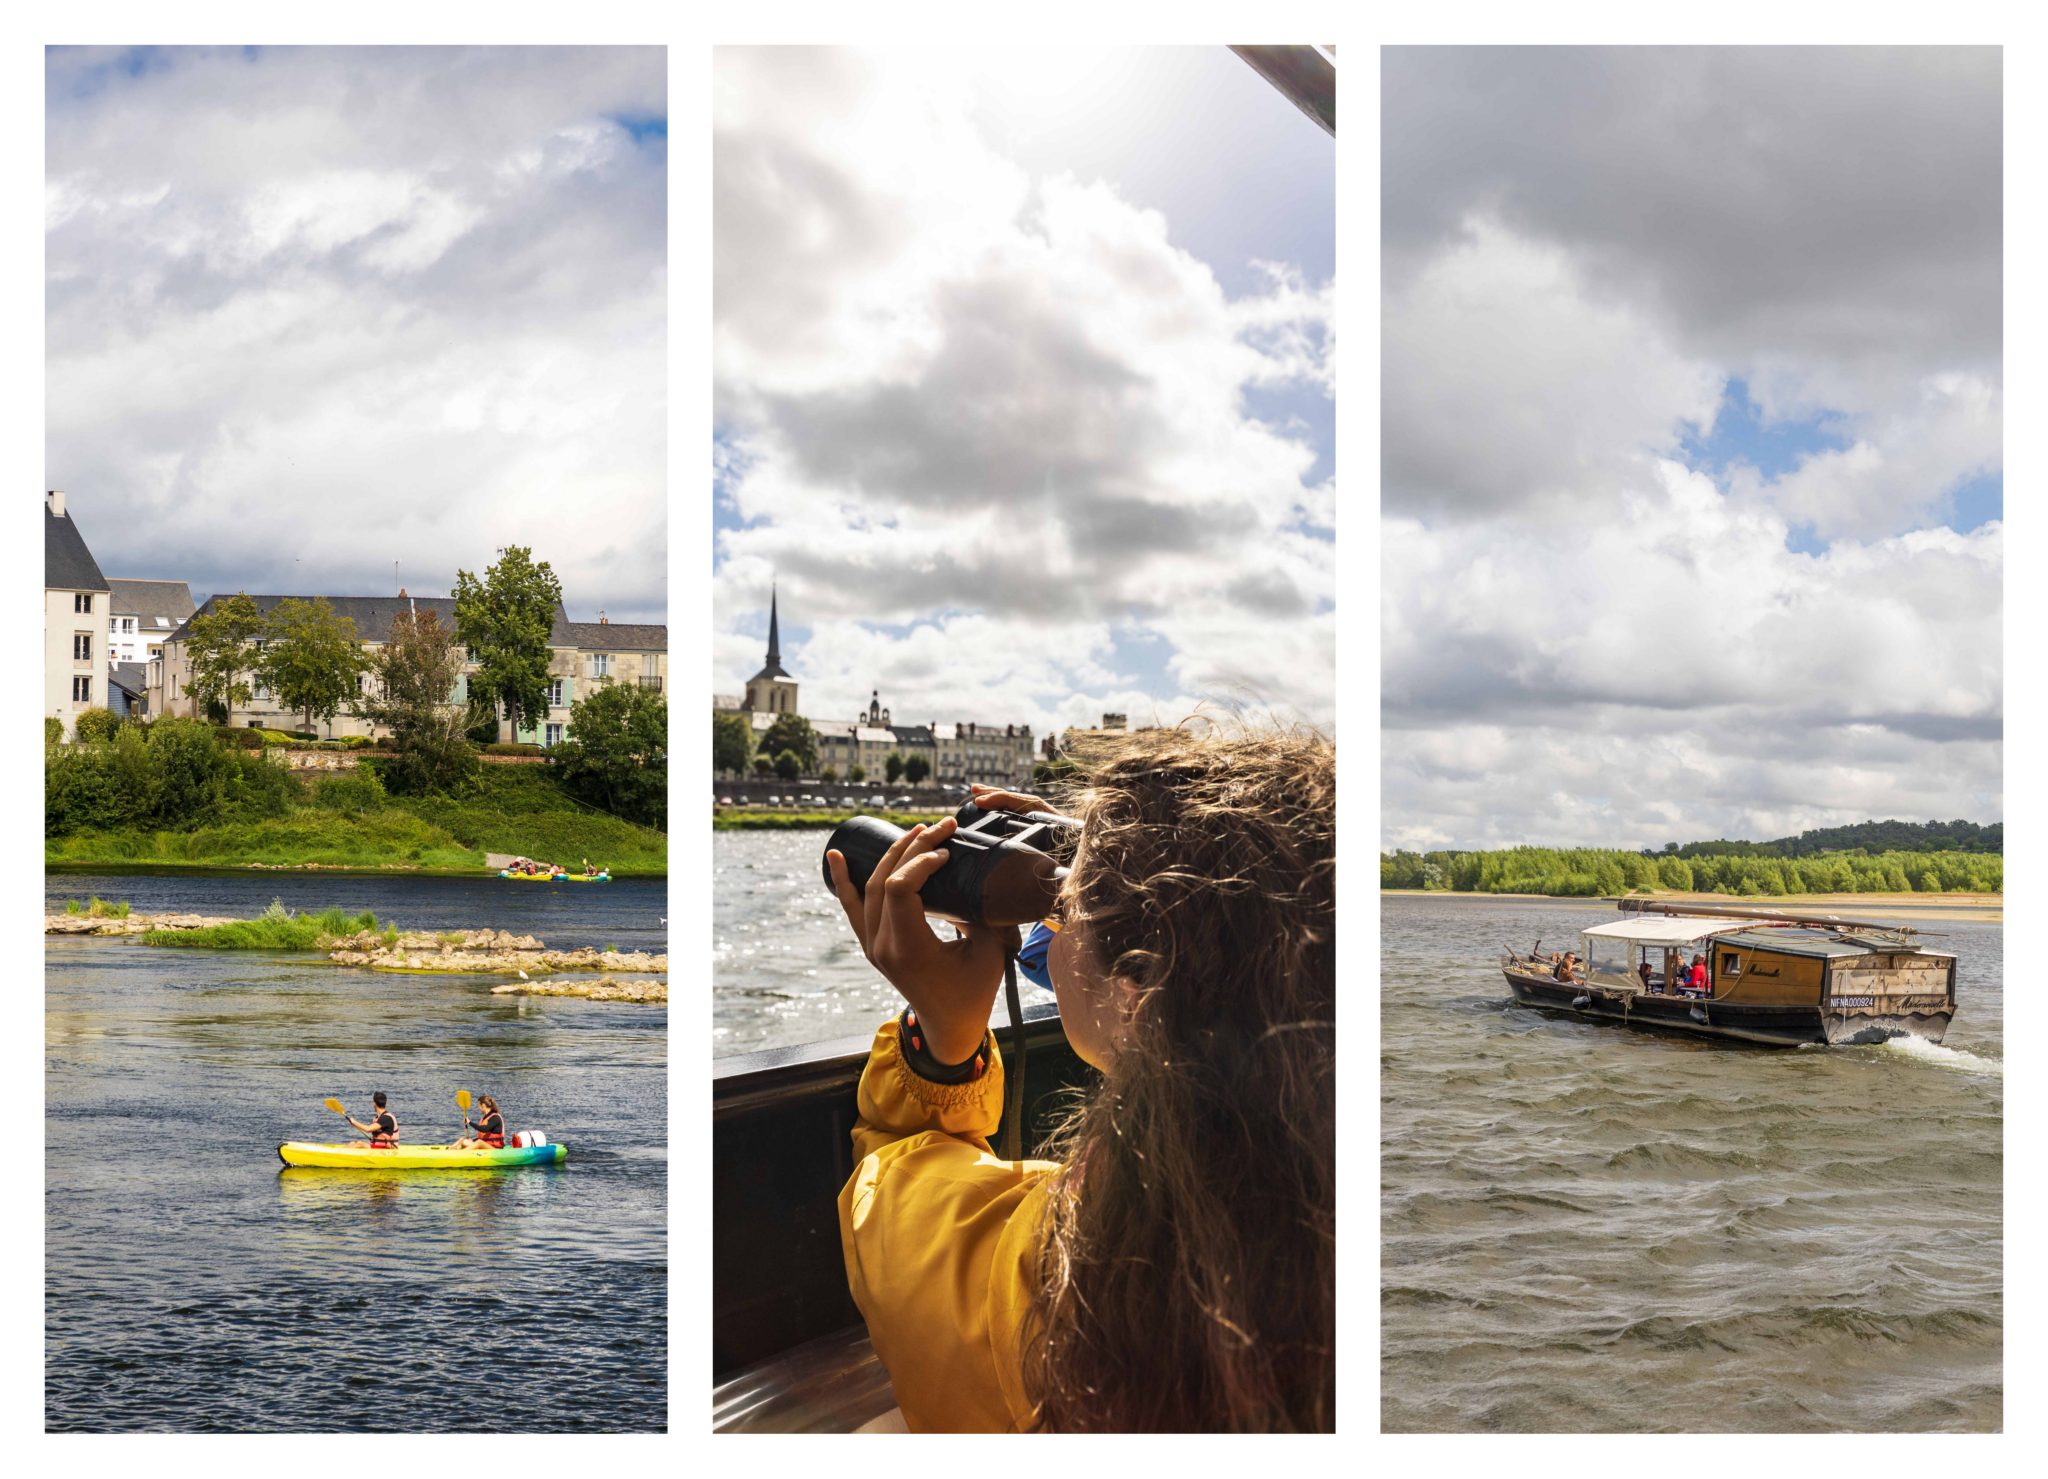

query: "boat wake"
left=1869, top=1033, right=2003, bottom=1078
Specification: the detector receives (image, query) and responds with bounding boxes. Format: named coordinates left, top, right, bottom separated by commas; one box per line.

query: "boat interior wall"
left=713, top=1001, right=1092, bottom=1379
left=1710, top=946, right=1825, bottom=1007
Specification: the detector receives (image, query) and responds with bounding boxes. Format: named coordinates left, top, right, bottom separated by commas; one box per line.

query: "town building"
left=152, top=593, right=665, bottom=747
left=816, top=692, right=939, bottom=783
left=106, top=579, right=197, bottom=664
left=716, top=588, right=1034, bottom=786
left=107, top=662, right=148, bottom=720
left=931, top=719, right=1037, bottom=788
left=44, top=489, right=109, bottom=739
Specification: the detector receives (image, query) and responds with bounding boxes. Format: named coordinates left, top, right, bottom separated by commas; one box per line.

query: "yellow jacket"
left=837, top=1019, right=1060, bottom=1432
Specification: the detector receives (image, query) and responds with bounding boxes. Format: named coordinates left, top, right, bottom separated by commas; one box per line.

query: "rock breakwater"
left=47, top=911, right=239, bottom=937
left=491, top=976, right=667, bottom=1003
left=326, top=927, right=666, bottom=976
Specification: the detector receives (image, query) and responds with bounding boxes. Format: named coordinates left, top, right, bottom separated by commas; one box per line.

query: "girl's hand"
left=967, top=782, right=1051, bottom=815
left=826, top=818, right=1018, bottom=1065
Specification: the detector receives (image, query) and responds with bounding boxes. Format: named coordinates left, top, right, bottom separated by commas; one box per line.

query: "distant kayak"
left=277, top=1141, right=568, bottom=1169
left=497, top=871, right=611, bottom=883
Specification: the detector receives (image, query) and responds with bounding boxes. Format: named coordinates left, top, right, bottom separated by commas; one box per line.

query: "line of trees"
left=1380, top=846, right=2002, bottom=896
left=1654, top=818, right=2001, bottom=859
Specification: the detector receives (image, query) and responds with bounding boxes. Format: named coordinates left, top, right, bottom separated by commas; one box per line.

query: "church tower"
left=742, top=584, right=800, bottom=716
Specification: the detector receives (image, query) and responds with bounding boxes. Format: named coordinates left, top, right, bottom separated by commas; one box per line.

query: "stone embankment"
left=46, top=911, right=238, bottom=937
left=326, top=927, right=667, bottom=976
left=491, top=976, right=667, bottom=1004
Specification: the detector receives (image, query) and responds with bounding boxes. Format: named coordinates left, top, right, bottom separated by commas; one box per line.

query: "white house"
left=44, top=489, right=109, bottom=740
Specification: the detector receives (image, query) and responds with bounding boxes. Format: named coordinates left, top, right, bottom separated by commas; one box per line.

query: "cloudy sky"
left=713, top=47, right=1334, bottom=739
left=1382, top=47, right=2001, bottom=852
left=46, top=46, right=666, bottom=622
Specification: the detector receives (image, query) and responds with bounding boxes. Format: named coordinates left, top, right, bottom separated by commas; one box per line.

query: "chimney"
left=599, top=610, right=608, bottom=625
left=398, top=587, right=407, bottom=599
left=47, top=489, right=65, bottom=517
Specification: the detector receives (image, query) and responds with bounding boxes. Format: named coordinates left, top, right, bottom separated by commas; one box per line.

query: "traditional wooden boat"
left=1501, top=900, right=1956, bottom=1047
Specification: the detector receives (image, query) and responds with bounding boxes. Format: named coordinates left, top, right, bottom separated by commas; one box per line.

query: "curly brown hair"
left=1019, top=723, right=1336, bottom=1431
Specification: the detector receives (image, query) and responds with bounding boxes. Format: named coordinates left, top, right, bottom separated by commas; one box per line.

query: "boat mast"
left=1614, top=897, right=1924, bottom=936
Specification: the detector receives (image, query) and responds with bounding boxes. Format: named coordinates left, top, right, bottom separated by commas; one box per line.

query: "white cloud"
left=1381, top=47, right=2001, bottom=848
left=1382, top=219, right=1721, bottom=519
left=714, top=48, right=1334, bottom=737
left=45, top=46, right=666, bottom=620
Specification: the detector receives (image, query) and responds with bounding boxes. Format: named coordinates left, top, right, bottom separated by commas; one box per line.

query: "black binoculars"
left=822, top=798, right=1080, bottom=927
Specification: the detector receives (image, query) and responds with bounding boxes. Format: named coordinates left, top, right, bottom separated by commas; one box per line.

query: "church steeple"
left=748, top=582, right=791, bottom=682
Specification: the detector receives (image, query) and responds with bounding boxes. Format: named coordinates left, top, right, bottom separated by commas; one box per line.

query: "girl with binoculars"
left=824, top=724, right=1335, bottom=1432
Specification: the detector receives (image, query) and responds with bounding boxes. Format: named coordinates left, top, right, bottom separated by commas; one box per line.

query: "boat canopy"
left=1582, top=916, right=1750, bottom=945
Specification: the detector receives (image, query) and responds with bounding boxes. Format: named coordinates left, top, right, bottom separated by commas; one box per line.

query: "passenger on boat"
left=824, top=731, right=1334, bottom=1432
left=1552, top=951, right=1582, bottom=983
left=1678, top=954, right=1710, bottom=996
left=1638, top=960, right=1654, bottom=990
left=343, top=1091, right=399, bottom=1150
left=451, top=1093, right=505, bottom=1150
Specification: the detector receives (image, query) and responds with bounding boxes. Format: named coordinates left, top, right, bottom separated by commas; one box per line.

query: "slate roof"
left=107, top=578, right=196, bottom=629
left=46, top=504, right=109, bottom=592
left=169, top=595, right=573, bottom=647
left=108, top=662, right=148, bottom=699
left=565, top=621, right=666, bottom=652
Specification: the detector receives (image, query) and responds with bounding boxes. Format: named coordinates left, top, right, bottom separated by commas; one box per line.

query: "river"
left=44, top=872, right=667, bottom=1433
left=1380, top=894, right=2002, bottom=1433
left=712, top=829, right=1053, bottom=1057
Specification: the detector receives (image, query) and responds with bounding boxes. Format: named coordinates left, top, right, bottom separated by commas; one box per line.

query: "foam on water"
left=1872, top=1032, right=2004, bottom=1078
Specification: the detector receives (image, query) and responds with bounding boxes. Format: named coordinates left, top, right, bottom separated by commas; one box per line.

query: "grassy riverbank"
left=710, top=809, right=947, bottom=831
left=47, top=766, right=667, bottom=875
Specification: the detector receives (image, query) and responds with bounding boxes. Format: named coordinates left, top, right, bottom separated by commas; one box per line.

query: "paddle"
left=324, top=1096, right=350, bottom=1143
left=456, top=1088, right=472, bottom=1144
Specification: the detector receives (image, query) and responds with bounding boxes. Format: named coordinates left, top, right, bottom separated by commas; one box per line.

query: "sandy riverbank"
left=1380, top=890, right=2002, bottom=923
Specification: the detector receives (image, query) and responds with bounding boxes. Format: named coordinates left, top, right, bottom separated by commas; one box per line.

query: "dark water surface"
left=1381, top=895, right=2001, bottom=1434
left=46, top=874, right=666, bottom=1432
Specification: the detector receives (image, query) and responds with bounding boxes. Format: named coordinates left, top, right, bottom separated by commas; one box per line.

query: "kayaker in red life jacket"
left=452, top=1094, right=506, bottom=1150
left=343, top=1091, right=399, bottom=1150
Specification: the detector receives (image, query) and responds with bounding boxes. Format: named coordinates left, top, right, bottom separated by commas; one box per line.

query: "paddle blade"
left=324, top=1097, right=346, bottom=1115
left=456, top=1089, right=472, bottom=1111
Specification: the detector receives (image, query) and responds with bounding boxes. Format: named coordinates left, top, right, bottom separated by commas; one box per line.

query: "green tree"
left=554, top=681, right=667, bottom=829
left=821, top=765, right=839, bottom=783
left=73, top=707, right=121, bottom=745
left=358, top=609, right=476, bottom=796
left=885, top=752, right=905, bottom=784
left=849, top=764, right=866, bottom=783
left=257, top=598, right=367, bottom=735
left=453, top=546, right=564, bottom=737
left=759, top=713, right=818, bottom=775
left=45, top=716, right=62, bottom=747
left=904, top=753, right=931, bottom=785
left=774, top=749, right=800, bottom=781
left=713, top=711, right=753, bottom=776
left=752, top=756, right=775, bottom=776
left=183, top=593, right=265, bottom=723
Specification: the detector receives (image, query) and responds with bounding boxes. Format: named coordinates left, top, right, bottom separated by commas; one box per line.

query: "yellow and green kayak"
left=277, top=1141, right=568, bottom=1169
left=497, top=871, right=611, bottom=882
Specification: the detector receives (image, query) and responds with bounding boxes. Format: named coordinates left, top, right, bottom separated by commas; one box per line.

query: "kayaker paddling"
left=452, top=1094, right=506, bottom=1150
left=342, top=1091, right=400, bottom=1150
